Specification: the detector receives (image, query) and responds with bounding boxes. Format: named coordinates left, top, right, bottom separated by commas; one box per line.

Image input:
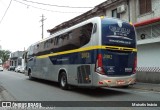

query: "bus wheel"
left=59, top=72, right=68, bottom=90
left=121, top=85, right=129, bottom=88
left=28, top=69, right=33, bottom=80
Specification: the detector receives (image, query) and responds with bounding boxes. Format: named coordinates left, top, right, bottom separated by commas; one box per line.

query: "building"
left=3, top=60, right=10, bottom=69
left=10, top=51, right=25, bottom=67
left=133, top=0, right=160, bottom=83
left=48, top=0, right=160, bottom=83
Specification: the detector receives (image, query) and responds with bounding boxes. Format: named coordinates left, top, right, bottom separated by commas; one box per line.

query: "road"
left=0, top=70, right=160, bottom=110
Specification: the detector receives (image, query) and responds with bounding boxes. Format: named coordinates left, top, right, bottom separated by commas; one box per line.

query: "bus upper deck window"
left=92, top=23, right=97, bottom=34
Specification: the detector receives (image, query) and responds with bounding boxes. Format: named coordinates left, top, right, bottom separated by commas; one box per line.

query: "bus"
left=25, top=16, right=137, bottom=89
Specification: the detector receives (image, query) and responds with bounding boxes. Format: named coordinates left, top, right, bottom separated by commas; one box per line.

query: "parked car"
left=15, top=66, right=22, bottom=72
left=8, top=66, right=16, bottom=71
left=0, top=65, right=3, bottom=71
left=19, top=67, right=25, bottom=73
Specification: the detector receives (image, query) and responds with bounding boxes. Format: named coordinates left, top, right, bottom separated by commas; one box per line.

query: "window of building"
left=112, top=9, right=120, bottom=18
left=139, top=0, right=151, bottom=15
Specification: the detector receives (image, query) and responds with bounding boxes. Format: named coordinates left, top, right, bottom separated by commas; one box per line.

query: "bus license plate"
left=117, top=80, right=125, bottom=85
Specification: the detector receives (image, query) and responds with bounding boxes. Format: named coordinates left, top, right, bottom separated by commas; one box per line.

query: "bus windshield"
left=101, top=18, right=136, bottom=48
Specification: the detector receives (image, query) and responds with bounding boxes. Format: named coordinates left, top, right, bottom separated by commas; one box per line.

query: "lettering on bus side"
left=81, top=52, right=90, bottom=58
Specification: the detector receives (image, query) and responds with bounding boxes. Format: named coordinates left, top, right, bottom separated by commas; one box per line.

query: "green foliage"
left=0, top=50, right=11, bottom=64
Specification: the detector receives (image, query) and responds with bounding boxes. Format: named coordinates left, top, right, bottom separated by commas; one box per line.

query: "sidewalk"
left=132, top=82, right=160, bottom=92
left=0, top=85, right=16, bottom=101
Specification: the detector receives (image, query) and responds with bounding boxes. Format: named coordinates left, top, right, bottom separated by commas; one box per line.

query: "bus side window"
left=79, top=23, right=93, bottom=46
left=92, top=23, right=97, bottom=34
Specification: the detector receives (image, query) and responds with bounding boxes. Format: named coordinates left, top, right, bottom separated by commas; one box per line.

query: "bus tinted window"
left=32, top=23, right=93, bottom=56
left=53, top=23, right=93, bottom=52
left=101, top=18, right=136, bottom=48
left=70, top=23, right=93, bottom=48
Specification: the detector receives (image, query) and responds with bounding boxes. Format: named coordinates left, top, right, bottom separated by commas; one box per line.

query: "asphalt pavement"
left=0, top=70, right=160, bottom=101
left=0, top=70, right=160, bottom=110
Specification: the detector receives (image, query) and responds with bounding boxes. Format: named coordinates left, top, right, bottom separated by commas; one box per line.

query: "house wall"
left=136, top=0, right=160, bottom=22
left=134, top=0, right=160, bottom=83
left=104, top=0, right=160, bottom=83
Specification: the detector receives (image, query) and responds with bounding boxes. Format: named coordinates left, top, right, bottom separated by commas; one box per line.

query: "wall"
left=136, top=71, right=160, bottom=83
left=134, top=0, right=160, bottom=83
left=129, top=0, right=137, bottom=23
left=137, top=43, right=160, bottom=67
left=136, top=0, right=160, bottom=22
left=105, top=0, right=129, bottom=22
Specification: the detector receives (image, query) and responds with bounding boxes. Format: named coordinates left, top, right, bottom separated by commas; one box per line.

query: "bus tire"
left=121, top=85, right=129, bottom=88
left=28, top=69, right=33, bottom=80
left=59, top=72, right=68, bottom=90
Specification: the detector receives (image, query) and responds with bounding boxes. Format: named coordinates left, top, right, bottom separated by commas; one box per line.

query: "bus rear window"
left=101, top=18, right=136, bottom=48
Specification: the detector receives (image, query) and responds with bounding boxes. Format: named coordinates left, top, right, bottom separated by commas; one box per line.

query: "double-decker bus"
left=25, top=16, right=137, bottom=89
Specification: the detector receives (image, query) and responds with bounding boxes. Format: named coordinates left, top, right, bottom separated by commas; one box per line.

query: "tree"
left=0, top=50, right=11, bottom=64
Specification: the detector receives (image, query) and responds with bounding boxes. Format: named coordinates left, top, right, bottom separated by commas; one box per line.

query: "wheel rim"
left=61, top=75, right=66, bottom=87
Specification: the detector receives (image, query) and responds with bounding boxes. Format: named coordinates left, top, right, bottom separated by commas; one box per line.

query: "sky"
left=0, top=0, right=106, bottom=52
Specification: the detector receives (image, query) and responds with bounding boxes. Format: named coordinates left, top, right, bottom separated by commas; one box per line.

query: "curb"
left=0, top=85, right=16, bottom=101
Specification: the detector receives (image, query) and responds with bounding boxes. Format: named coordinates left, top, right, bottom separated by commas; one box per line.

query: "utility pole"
left=40, top=14, right=46, bottom=39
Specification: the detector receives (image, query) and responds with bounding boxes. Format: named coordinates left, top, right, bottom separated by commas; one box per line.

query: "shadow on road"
left=27, top=78, right=130, bottom=97
left=70, top=88, right=130, bottom=97
left=26, top=78, right=60, bottom=88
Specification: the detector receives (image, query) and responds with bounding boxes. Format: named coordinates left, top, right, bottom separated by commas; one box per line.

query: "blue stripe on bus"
left=48, top=49, right=136, bottom=65
left=49, top=50, right=97, bottom=65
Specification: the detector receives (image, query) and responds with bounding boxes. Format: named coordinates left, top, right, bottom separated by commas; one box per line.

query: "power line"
left=21, top=0, right=93, bottom=8
left=14, top=0, right=84, bottom=13
left=0, top=0, right=13, bottom=24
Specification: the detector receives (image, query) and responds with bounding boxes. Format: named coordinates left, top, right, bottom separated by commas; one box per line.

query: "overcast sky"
left=0, top=0, right=106, bottom=52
